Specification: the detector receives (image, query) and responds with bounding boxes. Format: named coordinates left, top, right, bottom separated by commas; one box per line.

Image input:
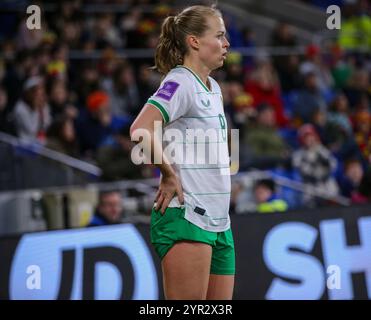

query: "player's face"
left=198, top=15, right=230, bottom=70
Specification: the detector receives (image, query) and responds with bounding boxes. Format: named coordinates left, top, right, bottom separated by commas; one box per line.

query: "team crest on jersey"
left=155, top=81, right=179, bottom=101
left=201, top=99, right=210, bottom=108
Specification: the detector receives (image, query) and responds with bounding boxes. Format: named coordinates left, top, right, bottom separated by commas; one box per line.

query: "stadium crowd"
left=0, top=0, right=370, bottom=211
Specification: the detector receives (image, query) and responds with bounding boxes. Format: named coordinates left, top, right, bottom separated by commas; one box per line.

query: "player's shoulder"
left=157, top=67, right=194, bottom=96
left=165, top=66, right=193, bottom=84
left=151, top=68, right=192, bottom=103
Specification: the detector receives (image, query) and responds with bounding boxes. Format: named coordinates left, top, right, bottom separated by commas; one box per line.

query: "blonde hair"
left=154, top=5, right=222, bottom=75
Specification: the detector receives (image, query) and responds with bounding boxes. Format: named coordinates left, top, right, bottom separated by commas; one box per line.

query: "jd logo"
left=10, top=224, right=158, bottom=299
left=57, top=246, right=135, bottom=299
left=26, top=5, right=41, bottom=30
left=326, top=5, right=341, bottom=30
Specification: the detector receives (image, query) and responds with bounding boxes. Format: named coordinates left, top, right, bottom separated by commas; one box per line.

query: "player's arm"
left=130, top=104, right=184, bottom=213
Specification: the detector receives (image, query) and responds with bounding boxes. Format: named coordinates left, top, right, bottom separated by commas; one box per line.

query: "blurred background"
left=0, top=0, right=370, bottom=300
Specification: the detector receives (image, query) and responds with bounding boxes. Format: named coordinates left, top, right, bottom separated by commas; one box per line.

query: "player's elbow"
left=129, top=122, right=139, bottom=141
left=129, top=122, right=135, bottom=136
left=130, top=120, right=150, bottom=142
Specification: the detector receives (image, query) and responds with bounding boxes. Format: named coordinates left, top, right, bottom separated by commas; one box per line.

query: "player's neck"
left=182, top=58, right=211, bottom=90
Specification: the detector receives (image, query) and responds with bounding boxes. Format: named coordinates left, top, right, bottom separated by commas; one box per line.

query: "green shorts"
left=150, top=206, right=235, bottom=275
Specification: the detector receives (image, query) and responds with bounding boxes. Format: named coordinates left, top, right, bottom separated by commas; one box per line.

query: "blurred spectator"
left=338, top=158, right=368, bottom=203
left=226, top=81, right=245, bottom=106
left=327, top=93, right=353, bottom=135
left=240, top=27, right=256, bottom=71
left=292, top=124, right=339, bottom=205
left=59, top=18, right=82, bottom=49
left=46, top=43, right=69, bottom=80
left=47, top=0, right=82, bottom=40
left=276, top=54, right=302, bottom=93
left=45, top=115, right=79, bottom=157
left=312, top=109, right=361, bottom=162
left=353, top=110, right=371, bottom=163
left=359, top=165, right=371, bottom=201
left=271, top=22, right=297, bottom=48
left=120, top=7, right=143, bottom=48
left=225, top=51, right=244, bottom=83
left=254, top=178, right=288, bottom=213
left=102, top=62, right=140, bottom=117
left=88, top=190, right=123, bottom=227
left=74, top=61, right=101, bottom=108
left=353, top=93, right=371, bottom=113
left=338, top=2, right=371, bottom=50
left=242, top=103, right=289, bottom=169
left=270, top=22, right=299, bottom=91
left=93, top=13, right=123, bottom=49
left=292, top=72, right=327, bottom=123
left=80, top=33, right=96, bottom=54
left=3, top=50, right=35, bottom=108
left=330, top=45, right=354, bottom=89
left=299, top=44, right=334, bottom=94
left=34, top=45, right=52, bottom=74
left=137, top=63, right=161, bottom=108
left=16, top=16, right=45, bottom=50
left=224, top=78, right=255, bottom=130
left=98, top=48, right=121, bottom=82
left=230, top=91, right=256, bottom=129
left=47, top=78, right=77, bottom=119
left=121, top=6, right=158, bottom=48
left=245, top=60, right=288, bottom=127
left=0, top=86, right=16, bottom=135
left=96, top=124, right=149, bottom=181
left=74, top=90, right=126, bottom=157
left=13, top=76, right=52, bottom=142
left=343, top=69, right=370, bottom=110
left=357, top=0, right=371, bottom=49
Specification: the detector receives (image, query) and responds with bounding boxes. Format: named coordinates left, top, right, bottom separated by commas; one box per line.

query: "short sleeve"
left=146, top=72, right=192, bottom=124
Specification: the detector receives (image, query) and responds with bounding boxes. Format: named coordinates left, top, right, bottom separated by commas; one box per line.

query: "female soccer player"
left=130, top=5, right=235, bottom=300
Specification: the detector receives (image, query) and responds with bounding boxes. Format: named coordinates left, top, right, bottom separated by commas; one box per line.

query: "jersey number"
left=218, top=114, right=227, bottom=142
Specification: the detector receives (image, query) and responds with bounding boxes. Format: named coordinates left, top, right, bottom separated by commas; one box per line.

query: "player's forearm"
left=150, top=127, right=176, bottom=177
left=130, top=122, right=175, bottom=178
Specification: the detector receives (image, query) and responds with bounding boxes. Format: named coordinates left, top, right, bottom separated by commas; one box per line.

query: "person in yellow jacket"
left=339, top=11, right=371, bottom=50
left=254, top=178, right=288, bottom=213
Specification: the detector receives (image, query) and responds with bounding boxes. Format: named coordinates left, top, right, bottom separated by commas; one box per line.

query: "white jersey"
left=147, top=66, right=231, bottom=232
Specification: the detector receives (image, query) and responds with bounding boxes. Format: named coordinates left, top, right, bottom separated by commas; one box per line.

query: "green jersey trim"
left=176, top=65, right=211, bottom=93
left=147, top=99, right=170, bottom=124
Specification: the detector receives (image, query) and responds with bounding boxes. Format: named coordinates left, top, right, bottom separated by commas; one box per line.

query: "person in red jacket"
left=244, top=59, right=288, bottom=127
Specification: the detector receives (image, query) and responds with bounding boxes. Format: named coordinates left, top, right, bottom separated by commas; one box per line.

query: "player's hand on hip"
left=155, top=173, right=184, bottom=214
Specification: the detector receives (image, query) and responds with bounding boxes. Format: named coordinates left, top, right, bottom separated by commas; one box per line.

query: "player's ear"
left=186, top=35, right=200, bottom=51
